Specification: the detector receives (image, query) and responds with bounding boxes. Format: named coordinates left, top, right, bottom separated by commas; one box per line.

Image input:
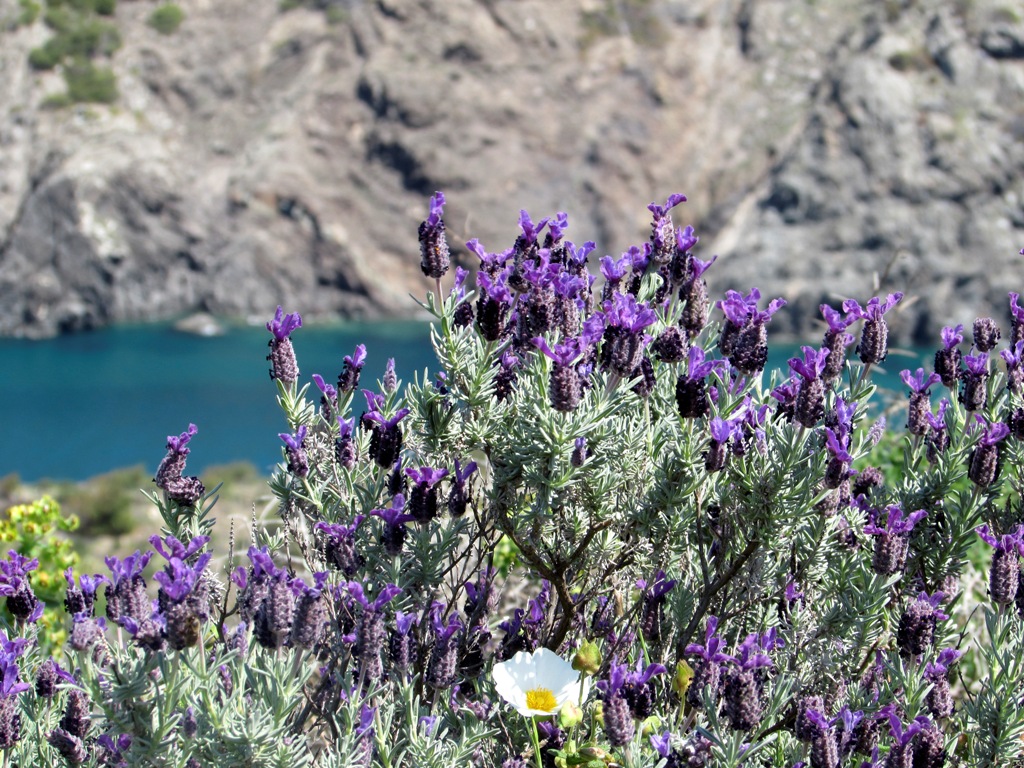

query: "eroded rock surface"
left=0, top=0, right=1021, bottom=341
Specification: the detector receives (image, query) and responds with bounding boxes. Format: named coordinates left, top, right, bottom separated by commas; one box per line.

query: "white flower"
left=492, top=648, right=590, bottom=717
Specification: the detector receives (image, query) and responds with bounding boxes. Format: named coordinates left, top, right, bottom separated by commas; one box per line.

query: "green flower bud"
left=672, top=660, right=694, bottom=701
left=558, top=701, right=584, bottom=729
left=572, top=640, right=602, bottom=676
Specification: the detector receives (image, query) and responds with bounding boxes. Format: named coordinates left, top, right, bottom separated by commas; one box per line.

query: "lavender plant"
left=2, top=198, right=1024, bottom=768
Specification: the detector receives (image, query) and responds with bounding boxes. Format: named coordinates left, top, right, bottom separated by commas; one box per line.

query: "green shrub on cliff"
left=148, top=3, right=184, bottom=35
left=28, top=0, right=121, bottom=104
left=63, top=59, right=118, bottom=103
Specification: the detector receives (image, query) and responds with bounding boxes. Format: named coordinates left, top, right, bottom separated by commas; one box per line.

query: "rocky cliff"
left=0, top=0, right=1022, bottom=342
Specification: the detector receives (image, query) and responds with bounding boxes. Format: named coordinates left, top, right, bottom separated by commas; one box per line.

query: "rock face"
left=0, top=0, right=1022, bottom=342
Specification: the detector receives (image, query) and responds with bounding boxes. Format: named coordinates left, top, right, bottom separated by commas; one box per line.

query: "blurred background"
left=0, top=0, right=1021, bottom=495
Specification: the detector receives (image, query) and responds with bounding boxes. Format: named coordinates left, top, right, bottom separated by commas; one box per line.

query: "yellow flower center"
left=525, top=687, right=557, bottom=712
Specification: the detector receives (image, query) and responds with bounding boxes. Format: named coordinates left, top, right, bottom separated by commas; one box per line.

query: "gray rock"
left=0, top=0, right=1021, bottom=345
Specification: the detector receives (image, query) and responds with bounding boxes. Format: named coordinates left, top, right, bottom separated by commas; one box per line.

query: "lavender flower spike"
left=969, top=417, right=1010, bottom=487
left=419, top=191, right=450, bottom=280
left=901, top=368, right=941, bottom=436
left=448, top=459, right=478, bottom=517
left=843, top=293, right=903, bottom=366
left=790, top=346, right=829, bottom=428
left=977, top=524, right=1024, bottom=604
left=266, top=307, right=302, bottom=384
left=647, top=192, right=687, bottom=264
left=279, top=425, right=310, bottom=478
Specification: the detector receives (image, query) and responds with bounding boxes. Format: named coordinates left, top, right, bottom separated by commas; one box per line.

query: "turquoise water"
left=1, top=321, right=925, bottom=482
left=2, top=320, right=438, bottom=482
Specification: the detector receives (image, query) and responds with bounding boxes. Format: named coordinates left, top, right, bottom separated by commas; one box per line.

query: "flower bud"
left=572, top=640, right=602, bottom=676
left=558, top=701, right=584, bottom=730
left=671, top=660, right=694, bottom=701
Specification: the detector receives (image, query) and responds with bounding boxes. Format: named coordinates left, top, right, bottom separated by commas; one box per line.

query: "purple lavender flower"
left=427, top=604, right=463, bottom=690
left=0, top=552, right=40, bottom=622
left=476, top=267, right=514, bottom=342
left=372, top=495, right=415, bottom=557
left=973, top=316, right=1001, bottom=352
left=266, top=306, right=302, bottom=385
left=534, top=336, right=584, bottom=411
left=637, top=571, right=676, bottom=644
left=466, top=238, right=511, bottom=275
left=338, top=344, right=368, bottom=393
left=924, top=647, right=962, bottom=720
left=925, top=399, right=951, bottom=463
left=35, top=658, right=76, bottom=699
left=790, top=346, right=830, bottom=428
left=279, top=424, right=309, bottom=478
left=348, top=581, right=401, bottom=684
left=464, top=568, right=498, bottom=623
left=704, top=417, right=734, bottom=473
left=290, top=572, right=329, bottom=648
left=624, top=243, right=653, bottom=294
left=96, top=733, right=132, bottom=767
left=252, top=568, right=297, bottom=651
left=960, top=351, right=989, bottom=411
left=680, top=251, right=716, bottom=338
left=885, top=712, right=931, bottom=768
left=405, top=466, right=450, bottom=524
left=676, top=345, right=724, bottom=418
left=977, top=524, right=1024, bottom=605
left=820, top=304, right=855, bottom=383
left=60, top=687, right=92, bottom=740
left=314, top=517, right=366, bottom=576
left=1001, top=341, right=1024, bottom=394
left=647, top=193, right=687, bottom=264
left=312, top=374, right=338, bottom=420
left=864, top=505, right=927, bottom=575
left=619, top=660, right=667, bottom=720
left=722, top=632, right=774, bottom=731
left=596, top=661, right=635, bottom=746
left=104, top=550, right=153, bottom=624
left=803, top=708, right=841, bottom=768
left=154, top=423, right=205, bottom=506
left=934, top=324, right=964, bottom=388
left=565, top=238, right=595, bottom=274
left=364, top=407, right=411, bottom=468
left=684, top=616, right=731, bottom=709
left=47, top=729, right=88, bottom=764
left=599, top=294, right=657, bottom=377
left=820, top=427, right=853, bottom=492
left=771, top=377, right=800, bottom=422
left=896, top=591, right=948, bottom=657
left=450, top=268, right=475, bottom=327
left=968, top=416, right=1010, bottom=487
left=843, top=293, right=903, bottom=366
left=498, top=583, right=548, bottom=660
left=419, top=191, right=451, bottom=280
left=600, top=253, right=632, bottom=303
left=151, top=534, right=212, bottom=650
left=389, top=610, right=419, bottom=676
left=154, top=423, right=198, bottom=489
left=335, top=416, right=357, bottom=470
left=0, top=631, right=30, bottom=748
left=542, top=211, right=569, bottom=249
left=900, top=368, right=942, bottom=436
left=717, top=288, right=786, bottom=374
left=1010, top=292, right=1024, bottom=348
left=448, top=459, right=477, bottom=517
left=507, top=210, right=551, bottom=292
left=232, top=546, right=279, bottom=623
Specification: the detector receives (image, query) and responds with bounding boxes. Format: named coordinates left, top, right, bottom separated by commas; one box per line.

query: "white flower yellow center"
left=525, top=687, right=557, bottom=712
